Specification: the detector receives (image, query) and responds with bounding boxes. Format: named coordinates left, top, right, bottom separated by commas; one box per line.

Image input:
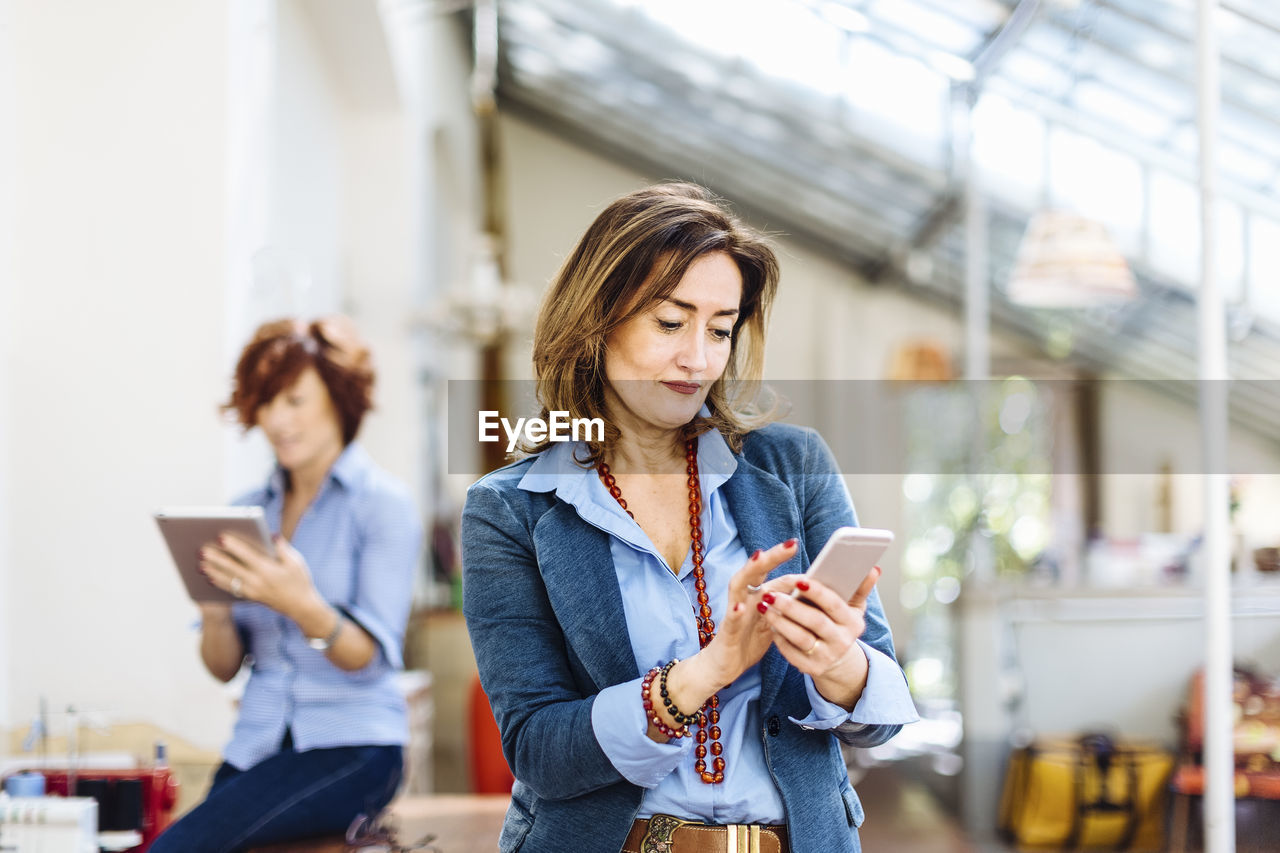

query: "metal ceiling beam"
left=970, top=0, right=1044, bottom=83
left=985, top=75, right=1280, bottom=222
left=865, top=0, right=1044, bottom=285
left=1036, top=0, right=1280, bottom=133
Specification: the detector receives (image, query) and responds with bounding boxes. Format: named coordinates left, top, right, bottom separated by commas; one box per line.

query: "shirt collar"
left=265, top=441, right=368, bottom=498
left=517, top=423, right=739, bottom=497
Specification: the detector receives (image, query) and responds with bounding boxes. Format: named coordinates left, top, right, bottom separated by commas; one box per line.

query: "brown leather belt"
left=622, top=815, right=790, bottom=853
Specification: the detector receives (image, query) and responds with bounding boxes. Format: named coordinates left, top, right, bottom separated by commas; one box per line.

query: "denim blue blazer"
left=461, top=423, right=913, bottom=853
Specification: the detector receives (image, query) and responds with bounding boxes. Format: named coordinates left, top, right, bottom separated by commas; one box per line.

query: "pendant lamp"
left=1006, top=210, right=1137, bottom=307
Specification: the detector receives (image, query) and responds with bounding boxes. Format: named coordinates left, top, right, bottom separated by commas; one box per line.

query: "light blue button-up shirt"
left=517, top=429, right=911, bottom=824
left=225, top=442, right=422, bottom=770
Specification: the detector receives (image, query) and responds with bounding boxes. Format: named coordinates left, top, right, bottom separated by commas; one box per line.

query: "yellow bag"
left=998, top=734, right=1175, bottom=851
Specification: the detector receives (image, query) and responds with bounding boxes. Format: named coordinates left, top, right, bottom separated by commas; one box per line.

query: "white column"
left=380, top=0, right=445, bottom=602
left=224, top=0, right=280, bottom=494
left=1195, top=1, right=1235, bottom=851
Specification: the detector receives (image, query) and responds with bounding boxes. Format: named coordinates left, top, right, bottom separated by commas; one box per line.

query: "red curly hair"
left=223, top=316, right=375, bottom=445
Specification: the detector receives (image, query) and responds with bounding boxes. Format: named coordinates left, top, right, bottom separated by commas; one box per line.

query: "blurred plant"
left=899, top=378, right=1053, bottom=703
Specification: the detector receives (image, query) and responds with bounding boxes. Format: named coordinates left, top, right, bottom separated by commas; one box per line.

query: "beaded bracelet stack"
left=641, top=659, right=696, bottom=739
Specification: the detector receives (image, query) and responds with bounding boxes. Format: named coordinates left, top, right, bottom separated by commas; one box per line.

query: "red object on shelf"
left=468, top=675, right=514, bottom=794
left=28, top=767, right=179, bottom=852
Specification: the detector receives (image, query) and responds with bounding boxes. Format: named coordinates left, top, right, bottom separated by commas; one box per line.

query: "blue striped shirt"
left=517, top=429, right=916, bottom=824
left=225, top=442, right=422, bottom=770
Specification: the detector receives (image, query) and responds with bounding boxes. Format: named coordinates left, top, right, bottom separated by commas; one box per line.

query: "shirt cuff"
left=340, top=603, right=401, bottom=670
left=590, top=678, right=690, bottom=789
left=790, top=640, right=921, bottom=730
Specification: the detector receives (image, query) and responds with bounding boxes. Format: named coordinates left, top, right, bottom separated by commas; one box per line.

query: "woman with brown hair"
left=152, top=317, right=421, bottom=853
left=462, top=183, right=916, bottom=853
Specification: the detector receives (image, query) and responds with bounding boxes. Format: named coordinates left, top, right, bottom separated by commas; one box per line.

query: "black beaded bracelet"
left=642, top=664, right=688, bottom=739
left=658, top=658, right=696, bottom=726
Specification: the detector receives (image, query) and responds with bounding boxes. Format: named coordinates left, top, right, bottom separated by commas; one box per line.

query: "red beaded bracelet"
left=641, top=663, right=690, bottom=740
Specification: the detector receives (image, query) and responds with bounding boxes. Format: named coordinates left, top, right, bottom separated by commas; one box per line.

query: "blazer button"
left=767, top=716, right=780, bottom=737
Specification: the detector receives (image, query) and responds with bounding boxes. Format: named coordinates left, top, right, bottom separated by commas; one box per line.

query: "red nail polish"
left=756, top=602, right=769, bottom=614
left=784, top=538, right=797, bottom=548
left=751, top=549, right=761, bottom=561
left=796, top=579, right=810, bottom=592
left=762, top=592, right=776, bottom=605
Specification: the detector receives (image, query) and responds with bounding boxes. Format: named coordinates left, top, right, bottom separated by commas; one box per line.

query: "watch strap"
left=307, top=608, right=344, bottom=651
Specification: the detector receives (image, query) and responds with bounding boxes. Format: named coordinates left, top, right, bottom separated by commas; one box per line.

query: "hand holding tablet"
left=154, top=506, right=276, bottom=603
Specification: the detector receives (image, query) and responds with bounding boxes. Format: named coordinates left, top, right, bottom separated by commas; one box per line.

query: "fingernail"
left=784, top=538, right=797, bottom=548
left=751, top=549, right=761, bottom=561
left=756, top=602, right=769, bottom=614
left=796, top=579, right=810, bottom=592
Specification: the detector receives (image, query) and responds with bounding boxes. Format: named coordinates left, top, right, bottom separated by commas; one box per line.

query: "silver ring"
left=746, top=583, right=764, bottom=593
left=230, top=576, right=243, bottom=598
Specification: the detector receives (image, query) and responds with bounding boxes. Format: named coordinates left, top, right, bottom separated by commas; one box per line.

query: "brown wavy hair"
left=222, top=316, right=375, bottom=445
left=526, top=182, right=779, bottom=463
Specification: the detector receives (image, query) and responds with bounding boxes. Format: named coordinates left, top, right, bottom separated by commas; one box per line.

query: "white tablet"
left=154, top=506, right=276, bottom=603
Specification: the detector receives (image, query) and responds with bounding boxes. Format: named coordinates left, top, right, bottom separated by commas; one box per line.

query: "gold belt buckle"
left=641, top=815, right=764, bottom=853
left=727, top=824, right=763, bottom=853
left=640, top=814, right=689, bottom=853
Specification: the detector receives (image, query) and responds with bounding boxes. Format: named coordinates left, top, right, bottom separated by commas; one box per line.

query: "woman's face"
left=603, top=251, right=743, bottom=437
left=255, top=365, right=345, bottom=474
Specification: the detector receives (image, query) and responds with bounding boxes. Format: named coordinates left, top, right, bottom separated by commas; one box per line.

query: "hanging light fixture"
left=1006, top=210, right=1138, bottom=307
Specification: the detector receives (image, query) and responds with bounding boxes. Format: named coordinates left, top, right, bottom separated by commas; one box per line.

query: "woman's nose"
left=676, top=331, right=708, bottom=373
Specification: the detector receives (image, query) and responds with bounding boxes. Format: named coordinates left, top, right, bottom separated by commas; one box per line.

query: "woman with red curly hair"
left=152, top=317, right=422, bottom=853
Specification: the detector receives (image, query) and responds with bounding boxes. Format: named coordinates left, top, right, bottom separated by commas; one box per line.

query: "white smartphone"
left=793, top=526, right=893, bottom=602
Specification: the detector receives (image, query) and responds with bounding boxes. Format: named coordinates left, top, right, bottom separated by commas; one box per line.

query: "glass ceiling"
left=494, top=0, right=1280, bottom=427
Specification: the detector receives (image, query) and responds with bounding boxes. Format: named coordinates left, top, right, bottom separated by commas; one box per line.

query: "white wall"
left=6, top=0, right=235, bottom=747
left=1100, top=381, right=1280, bottom=547
left=0, top=0, right=17, bottom=732
left=1011, top=591, right=1280, bottom=743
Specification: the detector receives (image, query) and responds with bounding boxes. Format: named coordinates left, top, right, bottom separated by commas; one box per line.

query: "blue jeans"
left=151, top=738, right=403, bottom=853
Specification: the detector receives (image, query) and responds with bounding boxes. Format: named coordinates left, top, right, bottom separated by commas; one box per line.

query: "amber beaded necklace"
left=597, top=438, right=725, bottom=784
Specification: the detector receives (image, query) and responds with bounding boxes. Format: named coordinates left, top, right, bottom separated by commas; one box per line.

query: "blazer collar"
left=532, top=500, right=637, bottom=688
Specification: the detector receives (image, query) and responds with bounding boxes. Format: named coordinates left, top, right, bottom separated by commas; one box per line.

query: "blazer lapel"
left=532, top=501, right=638, bottom=688
left=723, top=459, right=807, bottom=713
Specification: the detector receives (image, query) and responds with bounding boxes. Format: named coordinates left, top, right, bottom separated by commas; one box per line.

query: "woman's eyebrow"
left=662, top=297, right=740, bottom=318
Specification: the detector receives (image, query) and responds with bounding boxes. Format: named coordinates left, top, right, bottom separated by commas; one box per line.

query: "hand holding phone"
left=794, top=526, right=893, bottom=602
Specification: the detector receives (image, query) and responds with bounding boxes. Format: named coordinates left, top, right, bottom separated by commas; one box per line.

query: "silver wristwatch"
left=306, top=610, right=344, bottom=651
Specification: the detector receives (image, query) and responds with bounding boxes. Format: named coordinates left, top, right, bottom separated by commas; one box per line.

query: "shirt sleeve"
left=789, top=640, right=921, bottom=730
left=341, top=485, right=423, bottom=670
left=590, top=677, right=690, bottom=788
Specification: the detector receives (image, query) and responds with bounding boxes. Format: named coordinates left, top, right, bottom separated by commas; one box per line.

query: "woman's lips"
left=661, top=381, right=701, bottom=395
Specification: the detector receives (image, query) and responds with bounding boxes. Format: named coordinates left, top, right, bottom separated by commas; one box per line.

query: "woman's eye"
left=710, top=328, right=732, bottom=341
left=287, top=395, right=305, bottom=406
left=657, top=319, right=682, bottom=332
